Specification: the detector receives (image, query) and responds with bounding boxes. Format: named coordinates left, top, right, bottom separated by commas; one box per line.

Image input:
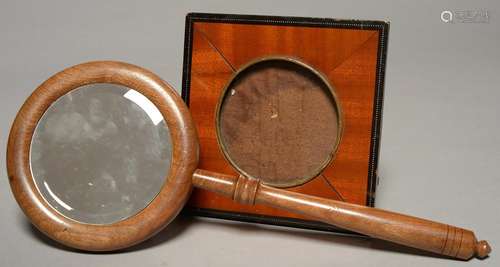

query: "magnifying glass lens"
left=30, top=83, right=172, bottom=224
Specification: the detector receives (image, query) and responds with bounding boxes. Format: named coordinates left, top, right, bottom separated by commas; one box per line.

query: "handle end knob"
left=475, top=240, right=491, bottom=259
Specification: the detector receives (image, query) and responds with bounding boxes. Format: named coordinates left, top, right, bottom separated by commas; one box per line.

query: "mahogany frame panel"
left=182, top=12, right=389, bottom=233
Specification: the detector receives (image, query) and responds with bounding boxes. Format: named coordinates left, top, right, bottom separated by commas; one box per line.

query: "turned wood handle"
left=192, top=169, right=491, bottom=260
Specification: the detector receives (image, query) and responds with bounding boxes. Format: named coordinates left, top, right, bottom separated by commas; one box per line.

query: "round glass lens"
left=30, top=83, right=172, bottom=224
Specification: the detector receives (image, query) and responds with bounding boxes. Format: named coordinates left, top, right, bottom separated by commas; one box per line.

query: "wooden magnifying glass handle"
left=193, top=169, right=490, bottom=260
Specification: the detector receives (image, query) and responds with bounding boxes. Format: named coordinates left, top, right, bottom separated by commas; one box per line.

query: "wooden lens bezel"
left=6, top=61, right=199, bottom=251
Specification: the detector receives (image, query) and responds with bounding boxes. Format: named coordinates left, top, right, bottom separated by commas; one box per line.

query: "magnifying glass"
left=7, top=61, right=490, bottom=259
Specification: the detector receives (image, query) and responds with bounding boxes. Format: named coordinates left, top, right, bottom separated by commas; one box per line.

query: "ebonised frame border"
left=181, top=12, right=389, bottom=233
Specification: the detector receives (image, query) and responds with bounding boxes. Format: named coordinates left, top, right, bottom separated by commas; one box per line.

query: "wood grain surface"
left=192, top=169, right=491, bottom=260
left=187, top=21, right=380, bottom=220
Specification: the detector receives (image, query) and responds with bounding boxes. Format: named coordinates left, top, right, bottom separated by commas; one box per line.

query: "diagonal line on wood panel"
left=320, top=174, right=346, bottom=202
left=195, top=28, right=236, bottom=73
left=328, top=31, right=378, bottom=73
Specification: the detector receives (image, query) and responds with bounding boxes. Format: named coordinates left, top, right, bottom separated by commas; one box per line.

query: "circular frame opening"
left=215, top=56, right=343, bottom=188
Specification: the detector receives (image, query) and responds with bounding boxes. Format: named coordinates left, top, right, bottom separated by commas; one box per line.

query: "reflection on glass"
left=123, top=90, right=163, bottom=125
left=30, top=83, right=172, bottom=225
left=43, top=181, right=73, bottom=211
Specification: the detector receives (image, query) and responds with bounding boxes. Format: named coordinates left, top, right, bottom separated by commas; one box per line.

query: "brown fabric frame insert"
left=217, top=57, right=341, bottom=188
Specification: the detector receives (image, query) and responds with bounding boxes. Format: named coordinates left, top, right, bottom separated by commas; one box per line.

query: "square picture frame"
left=182, top=12, right=389, bottom=233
